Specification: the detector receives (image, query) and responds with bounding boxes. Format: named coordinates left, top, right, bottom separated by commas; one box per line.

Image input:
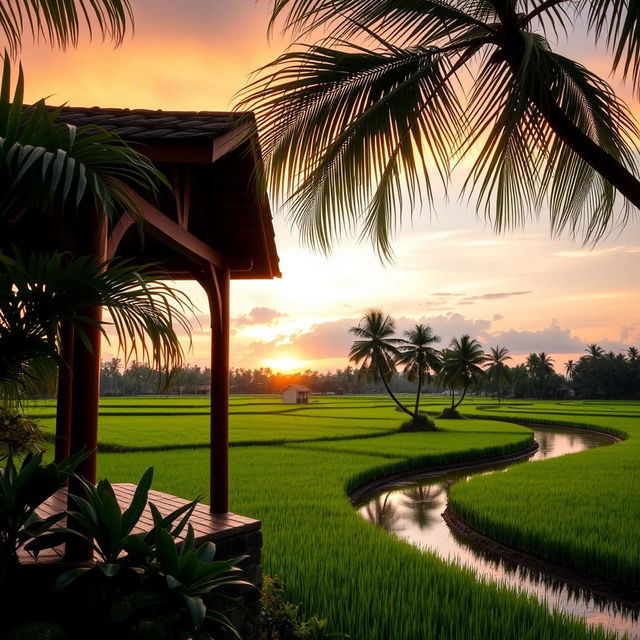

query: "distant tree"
left=585, top=343, right=605, bottom=359
left=395, top=324, right=441, bottom=416
left=439, top=335, right=485, bottom=412
left=485, top=346, right=512, bottom=403
left=565, top=359, right=576, bottom=380
left=349, top=310, right=411, bottom=416
left=627, top=346, right=639, bottom=363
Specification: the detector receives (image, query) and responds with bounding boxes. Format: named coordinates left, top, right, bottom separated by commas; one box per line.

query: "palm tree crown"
left=396, top=324, right=441, bottom=415
left=485, top=345, right=512, bottom=402
left=349, top=309, right=411, bottom=415
left=439, top=335, right=485, bottom=409
left=241, top=0, right=640, bottom=259
left=586, top=343, right=605, bottom=358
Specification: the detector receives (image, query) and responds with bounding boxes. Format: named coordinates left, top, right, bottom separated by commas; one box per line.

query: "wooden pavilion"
left=7, top=107, right=280, bottom=562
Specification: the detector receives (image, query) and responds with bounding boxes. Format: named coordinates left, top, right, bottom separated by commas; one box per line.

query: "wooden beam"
left=107, top=213, right=135, bottom=258
left=122, top=186, right=224, bottom=270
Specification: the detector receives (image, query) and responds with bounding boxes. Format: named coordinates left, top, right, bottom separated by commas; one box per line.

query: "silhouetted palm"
left=241, top=0, right=640, bottom=259
left=439, top=335, right=485, bottom=410
left=349, top=310, right=410, bottom=415
left=485, top=345, right=512, bottom=403
left=586, top=343, right=605, bottom=359
left=0, top=1, right=131, bottom=54
left=396, top=324, right=441, bottom=415
left=565, top=359, right=576, bottom=380
left=628, top=347, right=639, bottom=363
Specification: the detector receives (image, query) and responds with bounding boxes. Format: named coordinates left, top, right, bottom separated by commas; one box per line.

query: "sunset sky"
left=19, top=0, right=640, bottom=373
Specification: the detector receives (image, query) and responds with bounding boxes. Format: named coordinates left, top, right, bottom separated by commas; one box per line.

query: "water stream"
left=356, top=427, right=639, bottom=639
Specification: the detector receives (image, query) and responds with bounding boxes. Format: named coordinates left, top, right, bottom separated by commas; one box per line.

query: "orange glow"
left=262, top=358, right=307, bottom=372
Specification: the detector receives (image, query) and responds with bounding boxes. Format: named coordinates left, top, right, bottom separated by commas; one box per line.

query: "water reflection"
left=357, top=429, right=639, bottom=639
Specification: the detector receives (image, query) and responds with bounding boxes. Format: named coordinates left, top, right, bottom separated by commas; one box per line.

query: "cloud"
left=487, top=322, right=584, bottom=355
left=554, top=246, right=640, bottom=259
left=461, top=291, right=532, bottom=302
left=493, top=314, right=504, bottom=321
left=234, top=307, right=288, bottom=327
left=243, top=311, right=638, bottom=368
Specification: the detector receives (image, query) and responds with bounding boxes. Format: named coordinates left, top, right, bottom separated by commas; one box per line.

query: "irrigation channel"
left=355, top=426, right=639, bottom=639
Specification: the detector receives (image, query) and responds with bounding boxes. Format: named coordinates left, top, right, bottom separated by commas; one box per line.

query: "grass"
left=96, top=422, right=614, bottom=640
left=28, top=395, right=640, bottom=638
left=448, top=404, right=640, bottom=589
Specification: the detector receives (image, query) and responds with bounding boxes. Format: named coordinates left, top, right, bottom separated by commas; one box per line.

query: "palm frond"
left=269, top=0, right=497, bottom=45
left=0, top=58, right=164, bottom=226
left=581, top=0, right=640, bottom=95
left=0, top=251, right=194, bottom=406
left=463, top=31, right=638, bottom=242
left=0, top=0, right=132, bottom=55
left=239, top=42, right=464, bottom=259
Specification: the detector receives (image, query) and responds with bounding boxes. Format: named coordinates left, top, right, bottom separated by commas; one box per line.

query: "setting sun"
left=262, top=357, right=307, bottom=372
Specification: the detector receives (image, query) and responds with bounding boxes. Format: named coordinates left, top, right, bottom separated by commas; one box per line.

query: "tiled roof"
left=55, top=107, right=249, bottom=141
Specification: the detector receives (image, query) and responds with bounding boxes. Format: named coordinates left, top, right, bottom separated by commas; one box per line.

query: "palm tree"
left=586, top=343, right=605, bottom=359
left=628, top=346, right=639, bottom=363
left=484, top=346, right=512, bottom=403
left=395, top=324, right=441, bottom=416
left=240, top=1, right=640, bottom=259
left=565, top=359, right=576, bottom=380
left=0, top=251, right=192, bottom=407
left=439, top=335, right=485, bottom=412
left=348, top=310, right=411, bottom=416
left=0, top=1, right=132, bottom=55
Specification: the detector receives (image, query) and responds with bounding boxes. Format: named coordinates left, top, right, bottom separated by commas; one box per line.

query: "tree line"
left=96, top=325, right=639, bottom=403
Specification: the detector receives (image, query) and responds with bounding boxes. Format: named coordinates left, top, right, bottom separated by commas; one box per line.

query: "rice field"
left=448, top=403, right=640, bottom=588
left=26, top=394, right=639, bottom=639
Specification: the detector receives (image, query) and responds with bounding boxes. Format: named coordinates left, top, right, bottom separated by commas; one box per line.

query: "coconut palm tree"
left=628, top=346, right=639, bottom=363
left=484, top=345, right=512, bottom=403
left=349, top=310, right=411, bottom=416
left=565, top=359, right=576, bottom=380
left=240, top=0, right=640, bottom=259
left=395, top=324, right=441, bottom=416
left=439, top=335, right=485, bottom=412
left=0, top=1, right=131, bottom=55
left=585, top=343, right=605, bottom=359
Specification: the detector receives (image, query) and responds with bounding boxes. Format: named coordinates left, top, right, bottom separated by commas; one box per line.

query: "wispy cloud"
left=554, top=246, right=640, bottom=259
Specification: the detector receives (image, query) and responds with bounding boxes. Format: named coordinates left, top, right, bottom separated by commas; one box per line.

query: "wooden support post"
left=65, top=214, right=107, bottom=562
left=206, top=264, right=230, bottom=514
left=54, top=322, right=74, bottom=463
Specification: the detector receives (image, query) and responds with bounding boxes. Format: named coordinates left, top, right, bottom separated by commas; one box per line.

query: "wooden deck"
left=19, top=483, right=260, bottom=564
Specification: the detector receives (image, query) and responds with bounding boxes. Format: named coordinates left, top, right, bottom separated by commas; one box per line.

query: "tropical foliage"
left=0, top=58, right=162, bottom=231
left=0, top=0, right=132, bottom=55
left=396, top=324, right=441, bottom=416
left=240, top=0, right=640, bottom=259
left=0, top=251, right=193, bottom=407
left=439, top=335, right=486, bottom=414
left=348, top=310, right=409, bottom=415
left=484, top=346, right=512, bottom=403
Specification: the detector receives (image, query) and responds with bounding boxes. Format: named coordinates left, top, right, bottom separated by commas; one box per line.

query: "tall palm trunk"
left=450, top=387, right=455, bottom=410
left=414, top=365, right=423, bottom=416
left=505, top=58, right=640, bottom=209
left=454, top=382, right=469, bottom=409
left=379, top=368, right=414, bottom=417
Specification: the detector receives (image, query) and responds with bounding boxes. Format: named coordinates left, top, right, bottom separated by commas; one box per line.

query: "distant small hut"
left=282, top=385, right=311, bottom=404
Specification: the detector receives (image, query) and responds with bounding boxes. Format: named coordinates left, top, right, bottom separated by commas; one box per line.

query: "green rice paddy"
left=31, top=395, right=640, bottom=639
